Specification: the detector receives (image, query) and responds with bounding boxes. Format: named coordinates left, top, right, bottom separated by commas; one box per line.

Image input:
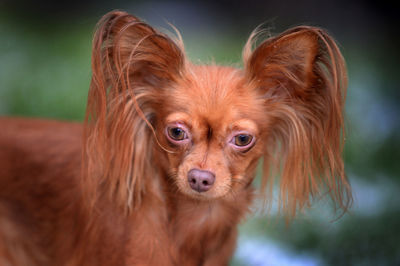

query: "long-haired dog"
left=0, top=11, right=351, bottom=266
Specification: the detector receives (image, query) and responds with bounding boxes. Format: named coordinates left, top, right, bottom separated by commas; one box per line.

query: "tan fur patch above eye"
left=229, top=119, right=259, bottom=135
left=165, top=112, right=191, bottom=125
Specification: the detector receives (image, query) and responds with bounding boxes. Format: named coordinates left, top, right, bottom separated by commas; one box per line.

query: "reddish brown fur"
left=0, top=11, right=351, bottom=265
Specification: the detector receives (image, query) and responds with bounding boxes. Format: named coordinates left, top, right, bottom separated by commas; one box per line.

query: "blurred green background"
left=1, top=0, right=399, bottom=265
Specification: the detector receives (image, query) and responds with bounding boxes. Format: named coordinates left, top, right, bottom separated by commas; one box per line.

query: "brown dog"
left=0, top=11, right=351, bottom=265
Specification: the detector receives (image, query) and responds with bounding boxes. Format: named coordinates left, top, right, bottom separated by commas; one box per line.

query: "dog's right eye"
left=167, top=127, right=187, bottom=141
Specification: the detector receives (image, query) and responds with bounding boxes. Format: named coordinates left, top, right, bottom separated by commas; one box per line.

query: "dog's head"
left=156, top=65, right=266, bottom=200
left=83, top=11, right=351, bottom=216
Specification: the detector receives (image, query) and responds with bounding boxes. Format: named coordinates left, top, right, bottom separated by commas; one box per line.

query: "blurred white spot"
left=235, top=237, right=322, bottom=266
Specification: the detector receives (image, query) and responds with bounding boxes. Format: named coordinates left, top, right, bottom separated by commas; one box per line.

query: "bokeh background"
left=1, top=0, right=399, bottom=265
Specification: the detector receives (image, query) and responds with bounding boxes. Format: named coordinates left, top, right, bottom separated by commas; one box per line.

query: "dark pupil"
left=236, top=134, right=251, bottom=146
left=170, top=128, right=184, bottom=139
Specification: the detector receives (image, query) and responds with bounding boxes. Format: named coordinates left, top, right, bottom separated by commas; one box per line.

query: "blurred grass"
left=0, top=12, right=92, bottom=120
left=238, top=207, right=400, bottom=265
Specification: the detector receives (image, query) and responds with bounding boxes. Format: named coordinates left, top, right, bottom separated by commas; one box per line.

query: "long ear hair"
left=243, top=26, right=352, bottom=217
left=82, top=11, right=185, bottom=213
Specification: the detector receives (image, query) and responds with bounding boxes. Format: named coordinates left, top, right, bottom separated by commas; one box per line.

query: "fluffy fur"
left=0, top=11, right=351, bottom=265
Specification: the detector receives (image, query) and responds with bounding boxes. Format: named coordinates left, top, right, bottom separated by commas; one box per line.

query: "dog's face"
left=157, top=65, right=268, bottom=200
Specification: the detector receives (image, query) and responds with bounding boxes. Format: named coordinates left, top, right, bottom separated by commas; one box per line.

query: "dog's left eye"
left=233, top=134, right=253, bottom=146
left=229, top=132, right=255, bottom=151
left=167, top=127, right=187, bottom=141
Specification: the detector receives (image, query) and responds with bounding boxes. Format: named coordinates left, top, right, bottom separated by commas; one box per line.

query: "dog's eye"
left=229, top=132, right=255, bottom=152
left=168, top=127, right=187, bottom=141
left=234, top=134, right=253, bottom=146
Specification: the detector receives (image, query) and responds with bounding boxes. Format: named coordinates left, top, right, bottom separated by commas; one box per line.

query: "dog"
left=0, top=11, right=351, bottom=266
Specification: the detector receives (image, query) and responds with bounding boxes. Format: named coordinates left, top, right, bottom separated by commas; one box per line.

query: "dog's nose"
left=187, top=169, right=215, bottom=192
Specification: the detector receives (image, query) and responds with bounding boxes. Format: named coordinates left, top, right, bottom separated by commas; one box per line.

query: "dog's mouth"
left=180, top=188, right=228, bottom=201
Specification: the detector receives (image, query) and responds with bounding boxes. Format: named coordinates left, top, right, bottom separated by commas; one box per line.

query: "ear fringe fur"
left=245, top=26, right=352, bottom=218
left=82, top=11, right=184, bottom=213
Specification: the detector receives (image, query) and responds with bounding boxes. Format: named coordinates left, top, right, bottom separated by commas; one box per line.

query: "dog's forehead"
left=165, top=65, right=264, bottom=132
left=173, top=65, right=253, bottom=113
left=188, top=65, right=243, bottom=97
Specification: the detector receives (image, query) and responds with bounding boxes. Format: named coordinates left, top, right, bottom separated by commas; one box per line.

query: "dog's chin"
left=177, top=185, right=230, bottom=201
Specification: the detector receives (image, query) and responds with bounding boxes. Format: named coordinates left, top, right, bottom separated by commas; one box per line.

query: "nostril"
left=202, top=180, right=208, bottom=185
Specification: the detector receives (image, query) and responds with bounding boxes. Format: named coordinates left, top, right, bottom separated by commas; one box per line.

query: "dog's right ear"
left=83, top=11, right=185, bottom=213
left=92, top=10, right=185, bottom=90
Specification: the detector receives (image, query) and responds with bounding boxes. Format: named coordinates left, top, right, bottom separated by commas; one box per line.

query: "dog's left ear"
left=83, top=11, right=185, bottom=213
left=244, top=27, right=351, bottom=217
